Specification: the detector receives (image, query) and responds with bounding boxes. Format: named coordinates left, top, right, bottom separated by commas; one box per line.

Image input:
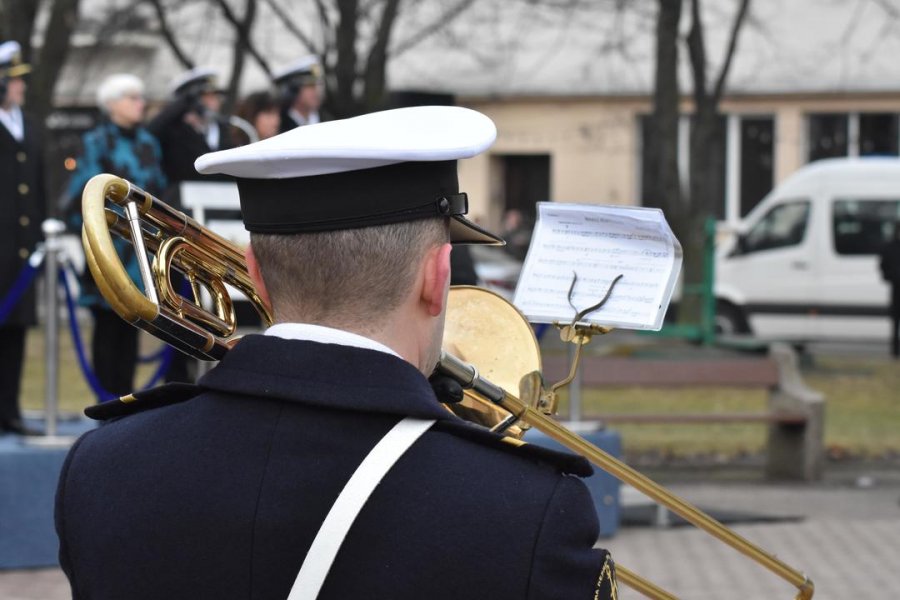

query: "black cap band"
left=237, top=160, right=467, bottom=233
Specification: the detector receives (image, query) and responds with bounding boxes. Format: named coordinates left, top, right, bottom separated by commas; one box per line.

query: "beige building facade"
left=458, top=93, right=900, bottom=232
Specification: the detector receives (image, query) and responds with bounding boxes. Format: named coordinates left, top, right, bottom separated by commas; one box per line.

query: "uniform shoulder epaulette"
left=84, top=383, right=203, bottom=421
left=432, top=419, right=593, bottom=477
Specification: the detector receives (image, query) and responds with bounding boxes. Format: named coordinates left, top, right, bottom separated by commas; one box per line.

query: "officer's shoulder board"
left=432, top=419, right=593, bottom=477
left=84, top=383, right=203, bottom=421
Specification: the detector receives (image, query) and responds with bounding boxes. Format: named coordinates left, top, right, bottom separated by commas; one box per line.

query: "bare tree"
left=266, top=0, right=479, bottom=117
left=0, top=0, right=82, bottom=123
left=684, top=0, right=750, bottom=328
left=649, top=0, right=751, bottom=330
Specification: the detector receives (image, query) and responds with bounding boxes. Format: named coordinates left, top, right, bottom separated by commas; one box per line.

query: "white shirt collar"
left=205, top=119, right=220, bottom=150
left=288, top=108, right=320, bottom=127
left=264, top=322, right=400, bottom=358
left=0, top=105, right=24, bottom=141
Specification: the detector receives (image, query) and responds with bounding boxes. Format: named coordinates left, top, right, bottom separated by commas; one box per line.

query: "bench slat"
left=542, top=356, right=780, bottom=387
left=595, top=412, right=808, bottom=425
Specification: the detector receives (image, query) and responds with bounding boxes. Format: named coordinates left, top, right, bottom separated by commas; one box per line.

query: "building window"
left=859, top=113, right=899, bottom=156
left=808, top=113, right=848, bottom=162
left=807, top=112, right=900, bottom=162
left=738, top=117, right=774, bottom=217
left=499, top=154, right=550, bottom=224
left=639, top=114, right=774, bottom=223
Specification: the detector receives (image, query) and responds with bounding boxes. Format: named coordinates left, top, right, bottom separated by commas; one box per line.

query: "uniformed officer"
left=272, top=54, right=327, bottom=132
left=0, top=41, right=45, bottom=436
left=148, top=66, right=235, bottom=199
left=55, top=107, right=617, bottom=599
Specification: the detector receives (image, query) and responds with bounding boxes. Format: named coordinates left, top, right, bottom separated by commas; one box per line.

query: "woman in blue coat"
left=65, top=73, right=167, bottom=399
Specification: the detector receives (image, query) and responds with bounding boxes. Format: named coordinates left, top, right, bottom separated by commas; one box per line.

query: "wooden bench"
left=543, top=342, right=825, bottom=481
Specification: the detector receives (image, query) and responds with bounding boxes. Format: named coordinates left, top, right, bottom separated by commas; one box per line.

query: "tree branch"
left=391, top=0, right=477, bottom=57
left=686, top=0, right=708, bottom=105
left=214, top=0, right=271, bottom=77
left=147, top=0, right=195, bottom=70
left=712, top=0, right=751, bottom=102
left=260, top=0, right=319, bottom=54
left=363, top=0, right=401, bottom=110
left=30, top=0, right=82, bottom=121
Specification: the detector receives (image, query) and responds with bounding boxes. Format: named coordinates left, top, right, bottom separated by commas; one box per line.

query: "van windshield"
left=743, top=200, right=810, bottom=253
left=833, top=199, right=900, bottom=255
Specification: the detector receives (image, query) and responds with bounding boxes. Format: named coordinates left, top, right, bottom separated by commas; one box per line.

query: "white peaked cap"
left=194, top=106, right=503, bottom=245
left=272, top=55, right=321, bottom=83
left=168, top=67, right=220, bottom=95
left=195, top=106, right=496, bottom=178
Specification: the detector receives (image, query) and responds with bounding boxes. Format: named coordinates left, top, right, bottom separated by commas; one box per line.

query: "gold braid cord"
left=594, top=551, right=618, bottom=600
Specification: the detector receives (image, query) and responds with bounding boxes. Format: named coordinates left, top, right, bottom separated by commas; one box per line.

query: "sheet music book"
left=512, top=202, right=682, bottom=331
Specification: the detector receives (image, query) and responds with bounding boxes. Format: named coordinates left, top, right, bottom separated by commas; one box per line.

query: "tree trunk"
left=650, top=0, right=682, bottom=218
left=332, top=0, right=360, bottom=118
left=222, top=0, right=257, bottom=115
left=29, top=0, right=81, bottom=123
left=0, top=0, right=38, bottom=57
left=362, top=0, right=401, bottom=112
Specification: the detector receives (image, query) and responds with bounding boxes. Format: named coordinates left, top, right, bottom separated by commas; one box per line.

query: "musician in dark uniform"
left=273, top=55, right=327, bottom=132
left=148, top=67, right=236, bottom=383
left=55, top=107, right=617, bottom=599
left=0, top=41, right=45, bottom=436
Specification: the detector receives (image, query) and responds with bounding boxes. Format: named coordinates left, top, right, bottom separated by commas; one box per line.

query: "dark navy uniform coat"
left=56, top=335, right=615, bottom=599
left=0, top=112, right=46, bottom=326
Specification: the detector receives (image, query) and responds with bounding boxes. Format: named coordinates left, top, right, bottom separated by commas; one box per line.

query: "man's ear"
left=245, top=243, right=273, bottom=313
left=422, top=243, right=452, bottom=317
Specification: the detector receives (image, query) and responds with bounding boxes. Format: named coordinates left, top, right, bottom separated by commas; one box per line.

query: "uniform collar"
left=198, top=335, right=455, bottom=422
left=264, top=322, right=401, bottom=358
left=288, top=108, right=319, bottom=127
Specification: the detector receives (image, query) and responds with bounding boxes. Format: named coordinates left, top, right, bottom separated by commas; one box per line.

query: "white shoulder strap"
left=286, top=416, right=436, bottom=600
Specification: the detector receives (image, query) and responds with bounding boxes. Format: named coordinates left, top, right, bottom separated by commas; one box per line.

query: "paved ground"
left=3, top=467, right=898, bottom=600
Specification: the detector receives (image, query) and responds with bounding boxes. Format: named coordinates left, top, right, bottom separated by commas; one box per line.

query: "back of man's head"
left=251, top=218, right=449, bottom=328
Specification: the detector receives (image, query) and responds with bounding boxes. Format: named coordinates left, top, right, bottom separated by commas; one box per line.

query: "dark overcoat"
left=148, top=98, right=234, bottom=208
left=0, top=114, right=46, bottom=325
left=56, top=335, right=615, bottom=599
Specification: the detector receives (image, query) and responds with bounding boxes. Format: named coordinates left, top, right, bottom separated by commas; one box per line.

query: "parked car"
left=715, top=157, right=900, bottom=341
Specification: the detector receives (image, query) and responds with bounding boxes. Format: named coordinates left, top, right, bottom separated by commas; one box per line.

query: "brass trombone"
left=81, top=173, right=814, bottom=600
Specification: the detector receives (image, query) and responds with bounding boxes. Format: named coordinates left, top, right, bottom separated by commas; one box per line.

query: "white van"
left=715, top=157, right=900, bottom=341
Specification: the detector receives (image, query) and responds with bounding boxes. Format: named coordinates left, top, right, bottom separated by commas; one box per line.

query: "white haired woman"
left=65, top=73, right=167, bottom=400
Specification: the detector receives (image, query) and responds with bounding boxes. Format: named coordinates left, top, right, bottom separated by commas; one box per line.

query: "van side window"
left=833, top=199, right=900, bottom=255
left=743, top=200, right=810, bottom=253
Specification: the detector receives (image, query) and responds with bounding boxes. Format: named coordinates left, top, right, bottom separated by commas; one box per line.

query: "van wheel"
left=715, top=302, right=750, bottom=335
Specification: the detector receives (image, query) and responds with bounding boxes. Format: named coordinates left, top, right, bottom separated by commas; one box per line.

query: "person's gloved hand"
left=428, top=373, right=464, bottom=405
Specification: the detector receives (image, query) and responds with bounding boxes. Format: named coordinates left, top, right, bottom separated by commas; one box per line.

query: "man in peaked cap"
left=0, top=41, right=45, bottom=436
left=273, top=54, right=328, bottom=132
left=149, top=67, right=235, bottom=190
left=55, top=107, right=617, bottom=600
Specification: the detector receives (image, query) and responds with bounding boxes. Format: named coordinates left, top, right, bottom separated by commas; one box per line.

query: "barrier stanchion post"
left=28, top=219, right=77, bottom=448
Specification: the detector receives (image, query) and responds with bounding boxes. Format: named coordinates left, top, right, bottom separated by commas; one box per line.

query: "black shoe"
left=1, top=418, right=42, bottom=436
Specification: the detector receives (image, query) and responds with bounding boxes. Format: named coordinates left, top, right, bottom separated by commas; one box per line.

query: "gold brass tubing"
left=81, top=175, right=158, bottom=322
left=614, top=565, right=678, bottom=600
left=499, top=390, right=814, bottom=599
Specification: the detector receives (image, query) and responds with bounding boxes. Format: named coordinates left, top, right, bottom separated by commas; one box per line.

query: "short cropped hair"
left=96, top=73, right=144, bottom=111
left=251, top=218, right=450, bottom=328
